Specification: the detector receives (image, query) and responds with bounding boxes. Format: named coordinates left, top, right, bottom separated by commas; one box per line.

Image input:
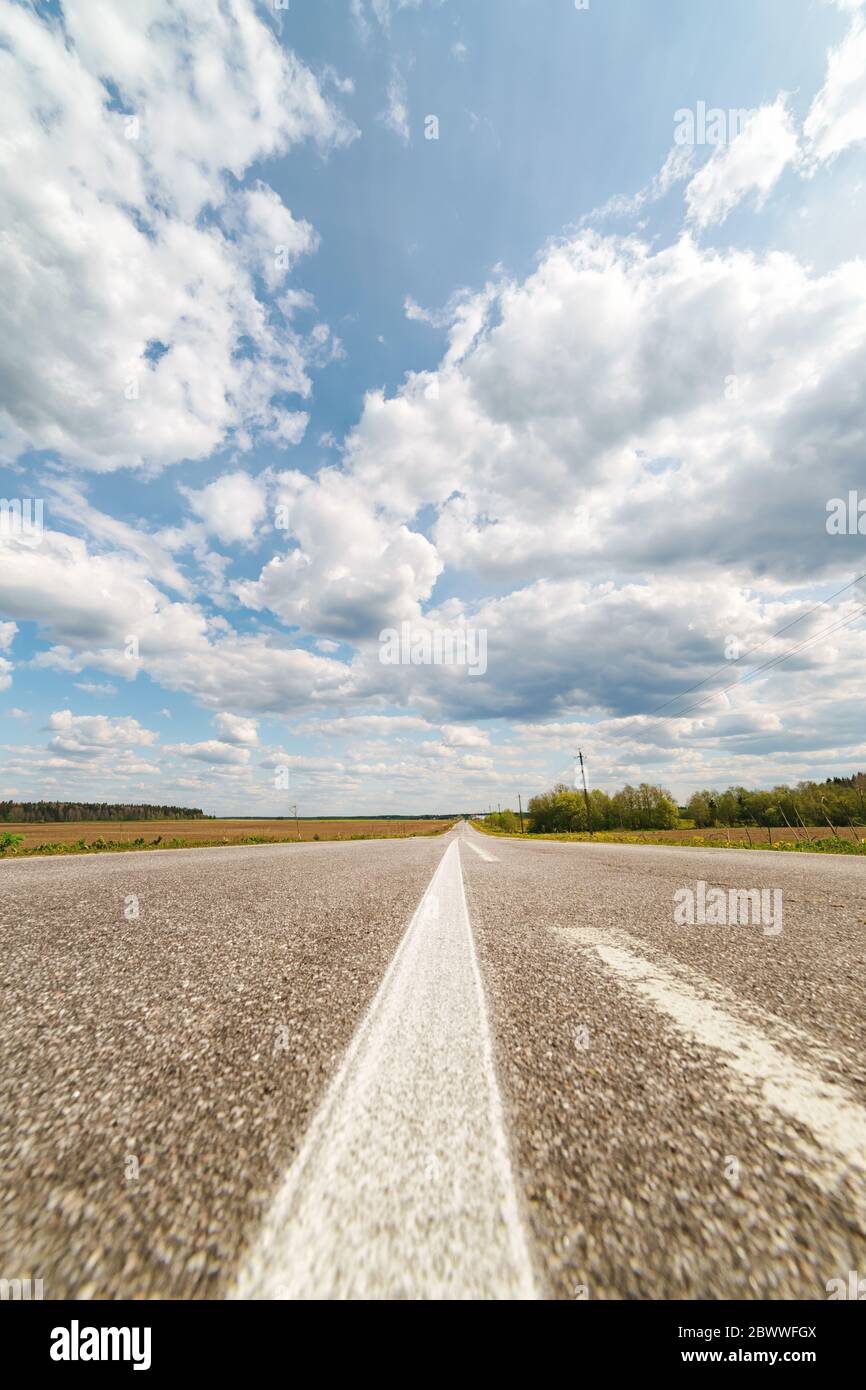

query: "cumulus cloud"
left=2, top=0, right=865, bottom=809
left=0, top=525, right=353, bottom=714
left=269, top=231, right=866, bottom=602
left=46, top=710, right=158, bottom=756
left=441, top=725, right=490, bottom=748
left=212, top=712, right=259, bottom=744
left=0, top=0, right=354, bottom=472
left=181, top=472, right=268, bottom=546
left=235, top=467, right=441, bottom=639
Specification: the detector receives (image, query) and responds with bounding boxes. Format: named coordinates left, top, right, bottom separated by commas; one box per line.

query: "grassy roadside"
left=0, top=823, right=455, bottom=859
left=468, top=821, right=866, bottom=856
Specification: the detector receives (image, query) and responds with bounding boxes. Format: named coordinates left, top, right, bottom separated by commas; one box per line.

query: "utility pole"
left=578, top=750, right=593, bottom=837
left=292, top=803, right=301, bottom=840
left=518, top=793, right=524, bottom=834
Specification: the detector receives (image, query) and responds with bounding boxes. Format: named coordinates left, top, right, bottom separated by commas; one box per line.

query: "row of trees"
left=0, top=802, right=206, bottom=823
left=523, top=783, right=679, bottom=834
left=685, top=776, right=866, bottom=830
left=486, top=773, right=866, bottom=835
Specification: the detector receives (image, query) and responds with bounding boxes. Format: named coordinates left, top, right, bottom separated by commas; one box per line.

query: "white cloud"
left=74, top=682, right=118, bottom=697
left=441, top=724, right=490, bottom=748
left=0, top=0, right=354, bottom=472
left=168, top=740, right=251, bottom=765
left=46, top=479, right=191, bottom=594
left=309, top=231, right=865, bottom=603
left=0, top=525, right=353, bottom=715
left=235, top=467, right=441, bottom=639
left=181, top=471, right=268, bottom=545
left=685, top=98, right=800, bottom=228
left=583, top=144, right=694, bottom=224
left=222, top=182, right=319, bottom=291
left=0, top=619, right=14, bottom=691
left=212, top=712, right=259, bottom=745
left=2, top=0, right=865, bottom=810
left=380, top=71, right=410, bottom=144
left=46, top=710, right=158, bottom=756
left=804, top=11, right=866, bottom=164
left=296, top=714, right=433, bottom=736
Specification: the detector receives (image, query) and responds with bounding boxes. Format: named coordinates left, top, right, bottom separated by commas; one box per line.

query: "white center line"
left=232, top=840, right=537, bottom=1300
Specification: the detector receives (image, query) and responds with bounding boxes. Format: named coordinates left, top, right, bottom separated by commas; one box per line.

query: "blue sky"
left=1, top=0, right=865, bottom=814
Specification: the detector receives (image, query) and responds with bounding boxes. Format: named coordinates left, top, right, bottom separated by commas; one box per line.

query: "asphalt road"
left=1, top=824, right=864, bottom=1299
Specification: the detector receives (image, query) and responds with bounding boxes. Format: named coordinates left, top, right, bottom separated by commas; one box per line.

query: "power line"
left=647, top=573, right=866, bottom=718
left=668, top=603, right=866, bottom=722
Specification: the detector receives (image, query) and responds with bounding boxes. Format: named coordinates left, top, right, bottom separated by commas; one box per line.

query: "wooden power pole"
left=518, top=793, right=524, bottom=834
left=578, top=750, right=593, bottom=837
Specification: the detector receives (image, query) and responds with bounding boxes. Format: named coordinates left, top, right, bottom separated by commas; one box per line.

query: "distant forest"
left=0, top=802, right=207, bottom=823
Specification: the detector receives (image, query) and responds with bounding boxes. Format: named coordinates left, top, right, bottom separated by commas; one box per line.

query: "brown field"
left=2, top=818, right=455, bottom=853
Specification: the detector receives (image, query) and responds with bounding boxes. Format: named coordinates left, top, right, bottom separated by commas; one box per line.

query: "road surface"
left=1, top=824, right=864, bottom=1299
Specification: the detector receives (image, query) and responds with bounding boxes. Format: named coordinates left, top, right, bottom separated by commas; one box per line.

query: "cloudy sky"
left=1, top=0, right=865, bottom=815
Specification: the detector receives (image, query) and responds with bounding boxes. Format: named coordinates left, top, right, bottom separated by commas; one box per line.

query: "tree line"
left=521, top=783, right=679, bottom=833
left=484, top=773, right=866, bottom=834
left=684, top=775, right=866, bottom=831
left=0, top=802, right=207, bottom=823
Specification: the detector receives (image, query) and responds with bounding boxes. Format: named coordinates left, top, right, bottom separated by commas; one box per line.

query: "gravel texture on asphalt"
left=459, top=826, right=866, bottom=1300
left=232, top=839, right=537, bottom=1300
left=0, top=834, right=451, bottom=1299
left=4, top=824, right=864, bottom=1302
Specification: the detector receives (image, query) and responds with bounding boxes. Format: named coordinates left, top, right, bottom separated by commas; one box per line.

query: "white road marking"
left=559, top=925, right=866, bottom=1195
left=232, top=840, right=537, bottom=1300
left=463, top=836, right=498, bottom=862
